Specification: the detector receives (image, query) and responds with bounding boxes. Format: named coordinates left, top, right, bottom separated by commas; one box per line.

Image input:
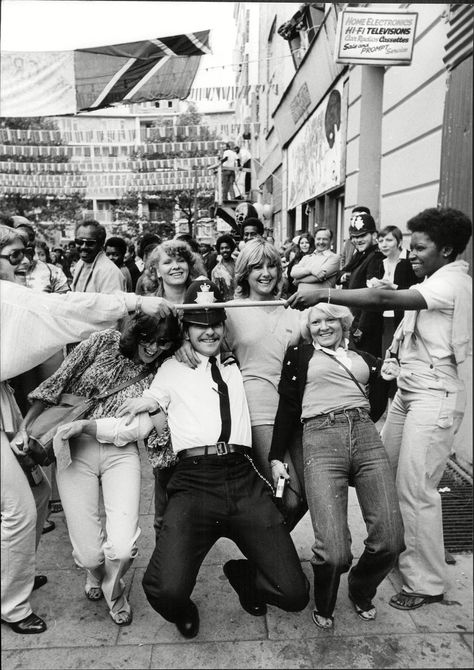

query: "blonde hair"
left=234, top=238, right=282, bottom=298
left=301, top=302, right=354, bottom=343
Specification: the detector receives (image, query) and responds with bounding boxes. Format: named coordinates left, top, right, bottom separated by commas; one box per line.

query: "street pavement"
left=2, top=449, right=473, bottom=670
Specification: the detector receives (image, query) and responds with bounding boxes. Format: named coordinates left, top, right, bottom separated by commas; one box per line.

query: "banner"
left=287, top=80, right=344, bottom=210
left=0, top=31, right=210, bottom=116
left=335, top=10, right=418, bottom=66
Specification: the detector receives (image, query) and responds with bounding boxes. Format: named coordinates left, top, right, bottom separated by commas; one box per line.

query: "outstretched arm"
left=286, top=286, right=427, bottom=312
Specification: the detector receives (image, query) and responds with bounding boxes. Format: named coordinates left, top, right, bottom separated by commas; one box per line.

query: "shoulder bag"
left=27, top=370, right=150, bottom=466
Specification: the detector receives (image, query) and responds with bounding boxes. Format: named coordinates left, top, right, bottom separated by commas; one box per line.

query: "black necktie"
left=209, top=356, right=231, bottom=443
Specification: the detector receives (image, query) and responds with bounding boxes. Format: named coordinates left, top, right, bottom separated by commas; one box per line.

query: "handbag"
left=27, top=370, right=150, bottom=466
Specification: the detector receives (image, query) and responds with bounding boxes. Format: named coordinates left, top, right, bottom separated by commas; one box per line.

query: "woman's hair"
left=140, top=239, right=206, bottom=296
left=378, top=225, right=403, bottom=248
left=216, top=233, right=236, bottom=253
left=293, top=233, right=315, bottom=263
left=0, top=224, right=28, bottom=250
left=35, top=240, right=51, bottom=263
left=407, top=207, right=472, bottom=261
left=301, top=303, right=354, bottom=343
left=119, top=312, right=181, bottom=362
left=234, top=238, right=283, bottom=298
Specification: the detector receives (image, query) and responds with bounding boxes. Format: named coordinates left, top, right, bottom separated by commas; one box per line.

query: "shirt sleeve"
left=142, top=364, right=172, bottom=410
left=0, top=283, right=129, bottom=380
left=412, top=276, right=454, bottom=311
left=320, top=253, right=341, bottom=277
left=94, top=413, right=154, bottom=446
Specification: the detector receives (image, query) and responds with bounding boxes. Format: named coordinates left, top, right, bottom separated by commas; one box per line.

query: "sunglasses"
left=0, top=248, right=25, bottom=266
left=139, top=336, right=173, bottom=349
left=75, top=238, right=98, bottom=248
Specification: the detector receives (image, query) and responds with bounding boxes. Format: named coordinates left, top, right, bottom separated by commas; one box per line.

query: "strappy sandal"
left=84, top=572, right=103, bottom=601
left=85, top=586, right=103, bottom=601
left=349, top=594, right=376, bottom=621
left=389, top=591, right=443, bottom=611
left=109, top=608, right=133, bottom=626
left=311, top=609, right=334, bottom=629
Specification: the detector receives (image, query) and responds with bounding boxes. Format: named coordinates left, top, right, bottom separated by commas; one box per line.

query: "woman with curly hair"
left=138, top=239, right=207, bottom=301
left=211, top=233, right=237, bottom=301
left=286, top=233, right=315, bottom=296
left=20, top=313, right=181, bottom=627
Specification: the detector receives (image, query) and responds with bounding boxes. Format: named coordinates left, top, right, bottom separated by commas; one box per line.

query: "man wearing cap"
left=198, top=238, right=218, bottom=276
left=336, top=212, right=384, bottom=356
left=74, top=278, right=309, bottom=638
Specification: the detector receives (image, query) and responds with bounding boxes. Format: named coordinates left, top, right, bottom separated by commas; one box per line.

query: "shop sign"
left=290, top=82, right=311, bottom=123
left=335, top=9, right=418, bottom=66
left=287, top=80, right=343, bottom=210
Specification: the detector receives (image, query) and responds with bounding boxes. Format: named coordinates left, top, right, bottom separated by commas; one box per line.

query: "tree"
left=176, top=189, right=215, bottom=236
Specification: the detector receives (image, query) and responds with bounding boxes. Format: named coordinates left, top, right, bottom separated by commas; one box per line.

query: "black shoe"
left=223, top=560, right=267, bottom=616
left=33, top=575, right=48, bottom=591
left=175, top=601, right=199, bottom=639
left=42, top=520, right=55, bottom=534
left=1, top=612, right=47, bottom=634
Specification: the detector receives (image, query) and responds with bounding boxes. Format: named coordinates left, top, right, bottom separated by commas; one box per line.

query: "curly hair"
left=140, top=239, right=206, bottom=296
left=119, top=312, right=181, bottom=363
left=301, top=303, right=354, bottom=343
left=216, top=233, right=236, bottom=253
left=234, top=238, right=283, bottom=298
left=407, top=207, right=472, bottom=261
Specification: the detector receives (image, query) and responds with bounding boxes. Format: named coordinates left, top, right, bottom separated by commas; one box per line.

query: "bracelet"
left=327, top=288, right=331, bottom=304
left=148, top=406, right=161, bottom=416
left=135, top=295, right=143, bottom=314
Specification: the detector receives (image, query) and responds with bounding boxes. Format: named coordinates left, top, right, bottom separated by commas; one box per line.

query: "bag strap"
left=318, top=349, right=369, bottom=399
left=92, top=369, right=151, bottom=402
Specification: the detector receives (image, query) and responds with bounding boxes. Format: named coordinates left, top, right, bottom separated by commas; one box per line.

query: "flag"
left=0, top=31, right=211, bottom=117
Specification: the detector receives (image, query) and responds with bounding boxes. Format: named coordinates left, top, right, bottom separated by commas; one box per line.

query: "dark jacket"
left=269, top=342, right=390, bottom=462
left=369, top=255, right=420, bottom=328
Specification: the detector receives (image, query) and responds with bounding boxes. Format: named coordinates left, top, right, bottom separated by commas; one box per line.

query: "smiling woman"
left=287, top=206, right=472, bottom=613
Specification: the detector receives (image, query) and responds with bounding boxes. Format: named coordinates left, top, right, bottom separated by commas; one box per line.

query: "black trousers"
left=142, top=453, right=309, bottom=622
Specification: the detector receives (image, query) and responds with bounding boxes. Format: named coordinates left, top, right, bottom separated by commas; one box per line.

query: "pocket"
left=436, top=392, right=457, bottom=429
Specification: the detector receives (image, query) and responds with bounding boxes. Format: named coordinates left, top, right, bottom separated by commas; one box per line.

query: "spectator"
left=336, top=213, right=384, bottom=356
left=198, top=238, right=218, bottom=276
left=290, top=229, right=340, bottom=297
left=220, top=142, right=238, bottom=200
left=340, top=206, right=372, bottom=269
left=124, top=243, right=141, bottom=291
left=241, top=217, right=264, bottom=244
left=105, top=236, right=133, bottom=291
left=71, top=220, right=126, bottom=294
left=286, top=233, right=315, bottom=296
left=211, top=233, right=237, bottom=301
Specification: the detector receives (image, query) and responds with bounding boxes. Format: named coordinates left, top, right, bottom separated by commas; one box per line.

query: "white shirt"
left=222, top=149, right=238, bottom=170
left=95, top=352, right=252, bottom=453
left=0, top=281, right=129, bottom=380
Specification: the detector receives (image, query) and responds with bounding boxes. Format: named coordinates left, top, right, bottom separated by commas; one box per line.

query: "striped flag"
left=0, top=31, right=211, bottom=117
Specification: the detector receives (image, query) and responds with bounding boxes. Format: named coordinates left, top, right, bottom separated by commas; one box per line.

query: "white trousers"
left=381, top=387, right=459, bottom=596
left=56, top=434, right=141, bottom=612
left=1, top=432, right=51, bottom=622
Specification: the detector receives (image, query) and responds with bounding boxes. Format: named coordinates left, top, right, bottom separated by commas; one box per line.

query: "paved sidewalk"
left=2, top=451, right=473, bottom=669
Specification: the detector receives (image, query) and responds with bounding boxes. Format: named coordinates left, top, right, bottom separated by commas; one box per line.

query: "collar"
left=194, top=351, right=222, bottom=370
left=313, top=338, right=349, bottom=356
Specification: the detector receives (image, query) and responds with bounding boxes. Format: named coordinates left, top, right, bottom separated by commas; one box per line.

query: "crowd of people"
left=0, top=205, right=471, bottom=640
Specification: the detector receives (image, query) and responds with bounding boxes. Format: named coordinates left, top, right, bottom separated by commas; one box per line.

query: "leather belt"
left=178, top=443, right=251, bottom=460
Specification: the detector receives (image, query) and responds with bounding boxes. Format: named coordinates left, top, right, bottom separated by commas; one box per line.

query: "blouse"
left=28, top=329, right=171, bottom=468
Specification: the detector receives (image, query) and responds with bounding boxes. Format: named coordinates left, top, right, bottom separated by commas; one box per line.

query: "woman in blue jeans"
left=269, top=302, right=404, bottom=629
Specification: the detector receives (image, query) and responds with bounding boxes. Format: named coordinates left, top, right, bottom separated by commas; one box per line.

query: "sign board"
left=335, top=10, right=418, bottom=66
left=287, top=80, right=344, bottom=210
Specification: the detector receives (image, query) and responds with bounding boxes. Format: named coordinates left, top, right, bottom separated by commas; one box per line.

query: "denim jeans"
left=303, top=408, right=404, bottom=617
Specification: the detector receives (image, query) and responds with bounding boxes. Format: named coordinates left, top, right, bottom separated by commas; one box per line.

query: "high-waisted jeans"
left=303, top=408, right=404, bottom=617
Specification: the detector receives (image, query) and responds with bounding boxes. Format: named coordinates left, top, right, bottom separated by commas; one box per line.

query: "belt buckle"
left=216, top=441, right=228, bottom=455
